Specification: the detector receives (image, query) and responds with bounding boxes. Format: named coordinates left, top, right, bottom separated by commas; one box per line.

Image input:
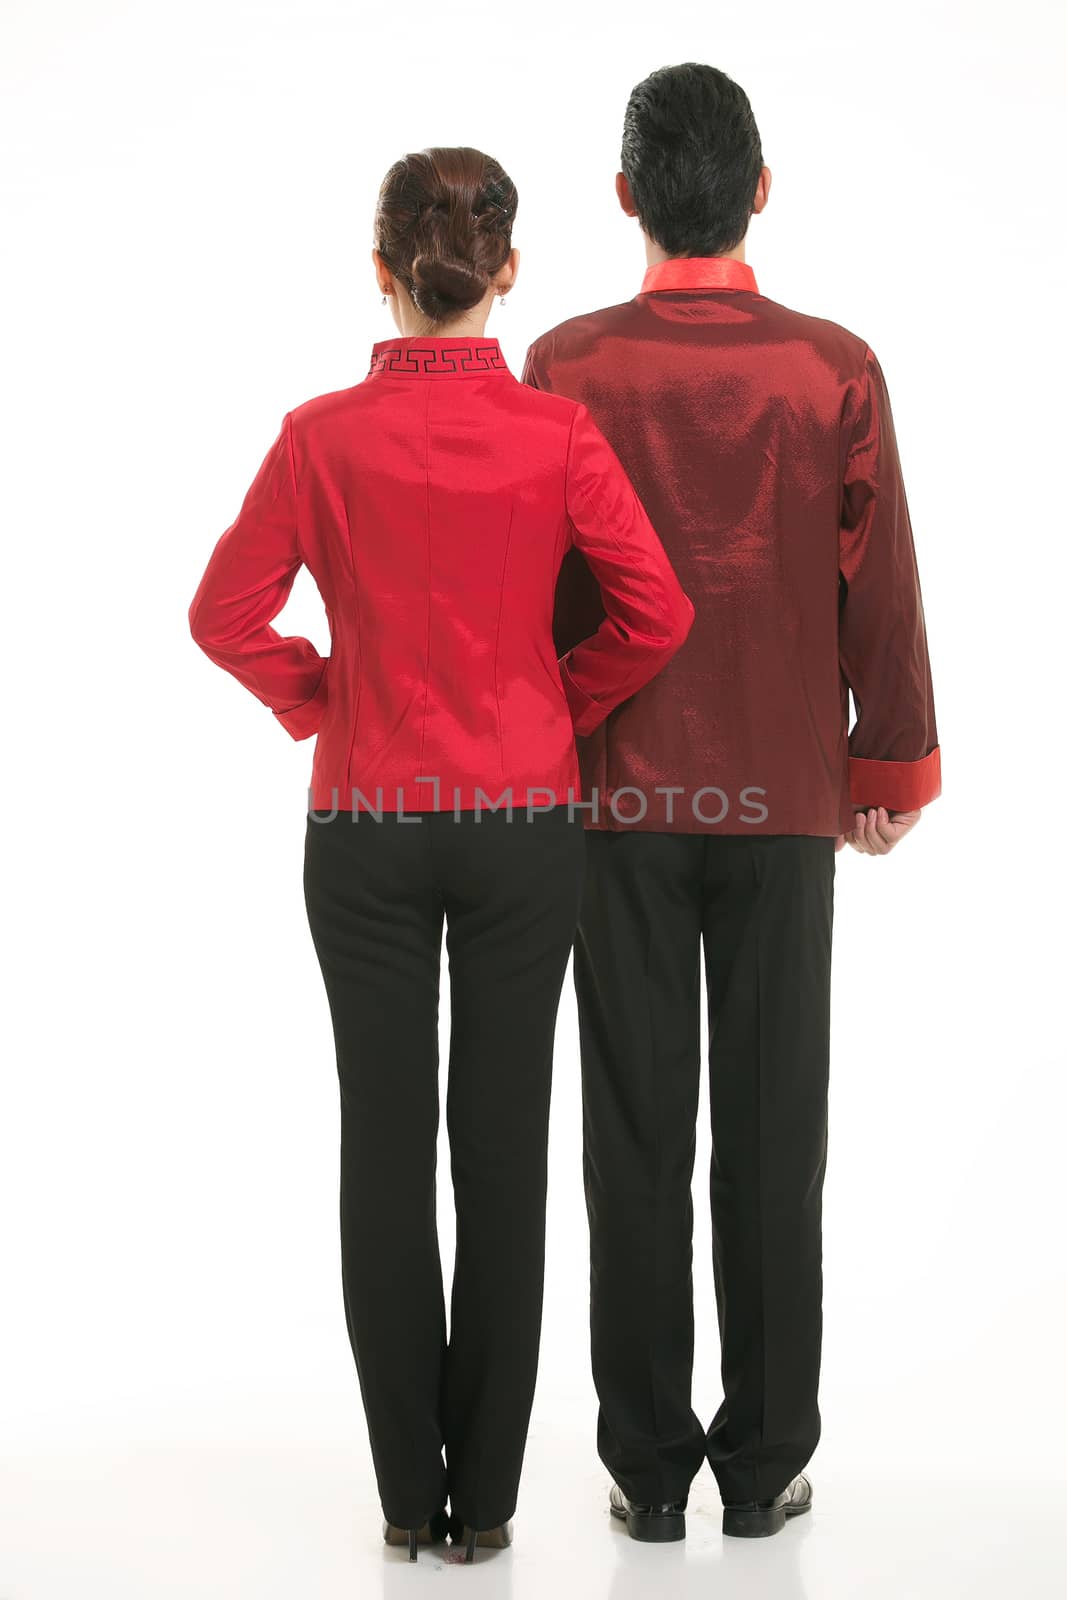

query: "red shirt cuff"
left=849, top=746, right=941, bottom=811
left=559, top=654, right=606, bottom=737
left=273, top=662, right=329, bottom=741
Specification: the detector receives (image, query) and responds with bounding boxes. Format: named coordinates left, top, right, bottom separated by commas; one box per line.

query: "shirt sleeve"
left=188, top=412, right=329, bottom=741
left=558, top=402, right=694, bottom=736
left=839, top=349, right=941, bottom=811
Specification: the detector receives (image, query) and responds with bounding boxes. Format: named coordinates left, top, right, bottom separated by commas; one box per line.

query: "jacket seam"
left=418, top=385, right=433, bottom=780
left=493, top=502, right=515, bottom=783
left=839, top=344, right=873, bottom=493
left=344, top=501, right=362, bottom=803
left=562, top=402, right=581, bottom=552
left=565, top=403, right=670, bottom=579
left=283, top=412, right=308, bottom=565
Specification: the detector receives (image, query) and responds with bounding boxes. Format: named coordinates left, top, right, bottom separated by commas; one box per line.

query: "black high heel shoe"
left=382, top=1507, right=451, bottom=1561
left=452, top=1519, right=514, bottom=1562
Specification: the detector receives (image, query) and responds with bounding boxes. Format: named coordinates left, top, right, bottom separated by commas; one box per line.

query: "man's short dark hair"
left=621, top=63, right=763, bottom=258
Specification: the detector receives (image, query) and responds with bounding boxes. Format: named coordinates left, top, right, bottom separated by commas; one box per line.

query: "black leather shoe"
left=382, top=1507, right=451, bottom=1561
left=609, top=1482, right=687, bottom=1542
left=722, top=1472, right=813, bottom=1538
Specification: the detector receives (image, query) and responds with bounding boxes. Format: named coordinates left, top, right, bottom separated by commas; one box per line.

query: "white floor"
left=2, top=1411, right=1061, bottom=1600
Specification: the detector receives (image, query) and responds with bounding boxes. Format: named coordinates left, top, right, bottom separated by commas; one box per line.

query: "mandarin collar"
left=368, top=334, right=511, bottom=379
left=639, top=257, right=759, bottom=296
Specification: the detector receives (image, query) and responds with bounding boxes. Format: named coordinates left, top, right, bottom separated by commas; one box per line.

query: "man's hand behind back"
left=836, top=807, right=922, bottom=855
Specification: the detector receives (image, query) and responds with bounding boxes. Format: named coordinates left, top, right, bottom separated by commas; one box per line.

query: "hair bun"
left=374, top=148, right=517, bottom=327
left=409, top=253, right=489, bottom=319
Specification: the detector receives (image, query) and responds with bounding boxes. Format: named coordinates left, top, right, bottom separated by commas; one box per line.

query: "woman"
left=188, top=146, right=693, bottom=1562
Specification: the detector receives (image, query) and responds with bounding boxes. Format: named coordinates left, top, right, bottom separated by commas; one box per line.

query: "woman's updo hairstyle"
left=374, top=146, right=518, bottom=325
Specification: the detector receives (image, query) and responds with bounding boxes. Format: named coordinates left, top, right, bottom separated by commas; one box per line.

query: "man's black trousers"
left=303, top=806, right=585, bottom=1532
left=574, top=830, right=836, bottom=1507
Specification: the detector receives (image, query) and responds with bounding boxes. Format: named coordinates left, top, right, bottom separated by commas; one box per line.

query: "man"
left=522, top=62, right=940, bottom=1542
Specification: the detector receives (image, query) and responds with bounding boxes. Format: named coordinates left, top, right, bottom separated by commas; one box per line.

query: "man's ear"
left=752, top=166, right=772, bottom=217
left=616, top=171, right=638, bottom=218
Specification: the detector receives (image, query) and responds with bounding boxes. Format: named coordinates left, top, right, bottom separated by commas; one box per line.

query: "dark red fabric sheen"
left=523, top=259, right=941, bottom=835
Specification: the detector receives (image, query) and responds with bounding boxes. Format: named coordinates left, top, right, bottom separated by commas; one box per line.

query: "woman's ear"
left=500, top=246, right=520, bottom=294
left=372, top=247, right=395, bottom=298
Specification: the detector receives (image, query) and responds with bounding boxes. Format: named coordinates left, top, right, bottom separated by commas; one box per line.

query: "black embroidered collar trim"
left=368, top=338, right=509, bottom=378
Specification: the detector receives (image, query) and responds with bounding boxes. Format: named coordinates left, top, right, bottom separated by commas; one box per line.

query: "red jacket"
left=523, top=257, right=941, bottom=835
left=188, top=334, right=694, bottom=812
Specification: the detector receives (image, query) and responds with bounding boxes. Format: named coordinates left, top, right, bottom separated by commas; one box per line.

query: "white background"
left=3, top=2, right=1065, bottom=1596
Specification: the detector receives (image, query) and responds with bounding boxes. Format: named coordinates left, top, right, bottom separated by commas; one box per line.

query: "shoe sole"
left=722, top=1499, right=812, bottom=1539
left=610, top=1503, right=686, bottom=1542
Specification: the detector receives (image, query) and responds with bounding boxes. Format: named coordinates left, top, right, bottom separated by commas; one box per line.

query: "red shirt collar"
left=640, top=257, right=758, bottom=295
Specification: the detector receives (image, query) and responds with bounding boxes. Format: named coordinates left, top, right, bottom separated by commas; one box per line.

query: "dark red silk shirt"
left=188, top=334, right=693, bottom=812
left=523, top=257, right=941, bottom=836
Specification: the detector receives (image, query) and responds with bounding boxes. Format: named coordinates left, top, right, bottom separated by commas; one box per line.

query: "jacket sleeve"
left=558, top=402, right=694, bottom=736
left=839, top=349, right=941, bottom=810
left=522, top=340, right=608, bottom=655
left=188, top=412, right=329, bottom=741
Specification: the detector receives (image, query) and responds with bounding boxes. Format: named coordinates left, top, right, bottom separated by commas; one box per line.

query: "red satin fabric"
left=641, top=257, right=758, bottom=295
left=523, top=260, right=940, bottom=835
left=188, top=335, right=693, bottom=812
